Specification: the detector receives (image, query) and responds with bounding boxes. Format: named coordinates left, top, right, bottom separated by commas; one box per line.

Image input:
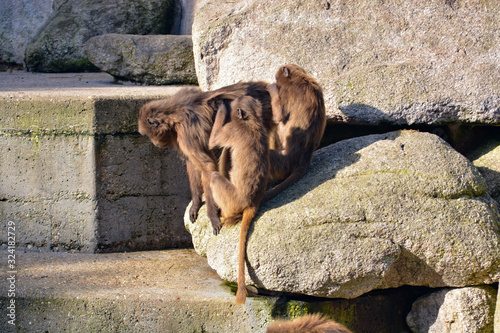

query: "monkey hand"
left=211, top=218, right=222, bottom=235
left=189, top=202, right=201, bottom=222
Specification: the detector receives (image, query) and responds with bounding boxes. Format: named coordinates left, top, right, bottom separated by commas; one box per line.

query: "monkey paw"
left=212, top=223, right=222, bottom=236
left=189, top=205, right=200, bottom=222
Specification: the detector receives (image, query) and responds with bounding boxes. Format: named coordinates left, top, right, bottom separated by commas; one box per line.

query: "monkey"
left=208, top=96, right=269, bottom=304
left=266, top=314, right=353, bottom=333
left=138, top=81, right=275, bottom=235
left=263, top=64, right=327, bottom=201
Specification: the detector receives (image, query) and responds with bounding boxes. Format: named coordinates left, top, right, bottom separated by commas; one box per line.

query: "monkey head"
left=230, top=96, right=263, bottom=122
left=138, top=100, right=181, bottom=148
left=275, top=64, right=308, bottom=87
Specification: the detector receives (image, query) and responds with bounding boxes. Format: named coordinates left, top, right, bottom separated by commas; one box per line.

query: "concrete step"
left=0, top=249, right=274, bottom=332
left=0, top=72, right=194, bottom=252
left=0, top=248, right=426, bottom=332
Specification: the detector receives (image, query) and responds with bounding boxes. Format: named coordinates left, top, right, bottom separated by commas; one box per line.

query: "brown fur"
left=138, top=82, right=274, bottom=235
left=208, top=96, right=269, bottom=304
left=266, top=314, right=353, bottom=333
left=264, top=64, right=327, bottom=201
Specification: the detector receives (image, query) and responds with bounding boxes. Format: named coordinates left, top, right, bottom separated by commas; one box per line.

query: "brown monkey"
left=208, top=96, right=269, bottom=304
left=267, top=314, right=353, bottom=333
left=138, top=82, right=275, bottom=235
left=264, top=64, right=327, bottom=201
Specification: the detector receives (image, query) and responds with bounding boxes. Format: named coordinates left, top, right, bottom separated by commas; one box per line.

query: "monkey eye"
left=147, top=117, right=160, bottom=127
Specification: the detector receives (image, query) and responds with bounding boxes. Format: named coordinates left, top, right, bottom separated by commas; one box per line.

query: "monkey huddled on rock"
left=138, top=64, right=326, bottom=305
left=138, top=81, right=275, bottom=236
left=265, top=64, right=327, bottom=200
left=208, top=96, right=270, bottom=304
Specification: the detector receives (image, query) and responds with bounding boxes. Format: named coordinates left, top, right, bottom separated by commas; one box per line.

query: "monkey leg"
left=264, top=149, right=307, bottom=202
left=267, top=149, right=292, bottom=180
left=201, top=170, right=223, bottom=235
left=218, top=147, right=231, bottom=180
left=186, top=160, right=204, bottom=222
left=181, top=140, right=222, bottom=235
left=209, top=171, right=246, bottom=222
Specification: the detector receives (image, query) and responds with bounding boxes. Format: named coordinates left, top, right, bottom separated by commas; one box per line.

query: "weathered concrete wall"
left=0, top=74, right=193, bottom=252
left=1, top=134, right=97, bottom=251
left=95, top=135, right=191, bottom=251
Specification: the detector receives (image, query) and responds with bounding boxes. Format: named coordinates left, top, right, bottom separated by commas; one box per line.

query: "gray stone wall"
left=0, top=81, right=193, bottom=252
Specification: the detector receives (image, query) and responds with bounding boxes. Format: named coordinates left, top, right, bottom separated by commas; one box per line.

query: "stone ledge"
left=0, top=72, right=195, bottom=135
left=0, top=73, right=193, bottom=252
left=0, top=249, right=431, bottom=333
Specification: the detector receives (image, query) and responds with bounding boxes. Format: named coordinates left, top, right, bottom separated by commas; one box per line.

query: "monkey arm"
left=186, top=160, right=203, bottom=222
left=267, top=83, right=284, bottom=123
left=263, top=149, right=307, bottom=202
left=178, top=125, right=222, bottom=234
left=263, top=168, right=307, bottom=202
left=208, top=104, right=229, bottom=149
left=209, top=108, right=250, bottom=149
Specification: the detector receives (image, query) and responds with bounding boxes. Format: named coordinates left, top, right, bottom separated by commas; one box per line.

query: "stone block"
left=0, top=83, right=192, bottom=252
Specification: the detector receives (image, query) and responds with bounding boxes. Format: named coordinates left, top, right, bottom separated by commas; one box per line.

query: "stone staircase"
left=0, top=72, right=193, bottom=253
left=0, top=72, right=424, bottom=332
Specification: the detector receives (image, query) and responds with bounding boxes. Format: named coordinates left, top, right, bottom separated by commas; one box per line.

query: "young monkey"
left=265, top=64, right=327, bottom=201
left=208, top=96, right=270, bottom=305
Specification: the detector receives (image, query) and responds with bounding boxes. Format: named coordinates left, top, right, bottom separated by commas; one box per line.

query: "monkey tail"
left=235, top=206, right=258, bottom=305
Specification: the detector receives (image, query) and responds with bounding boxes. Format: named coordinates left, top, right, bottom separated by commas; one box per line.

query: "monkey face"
left=138, top=103, right=178, bottom=148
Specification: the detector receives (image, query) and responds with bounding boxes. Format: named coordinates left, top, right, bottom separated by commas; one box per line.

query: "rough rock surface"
left=406, top=286, right=497, bottom=333
left=84, top=34, right=197, bottom=85
left=192, top=0, right=500, bottom=125
left=185, top=130, right=500, bottom=299
left=472, top=139, right=500, bottom=205
left=25, top=0, right=176, bottom=72
left=0, top=0, right=54, bottom=66
left=495, top=287, right=500, bottom=333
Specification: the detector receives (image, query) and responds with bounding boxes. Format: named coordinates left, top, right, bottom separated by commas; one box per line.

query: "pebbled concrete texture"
left=0, top=72, right=194, bottom=252
left=0, top=249, right=275, bottom=332
left=0, top=249, right=432, bottom=333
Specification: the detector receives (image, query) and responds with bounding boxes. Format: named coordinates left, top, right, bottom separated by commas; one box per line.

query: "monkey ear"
left=147, top=117, right=160, bottom=128
left=237, top=108, right=247, bottom=120
left=282, top=66, right=290, bottom=78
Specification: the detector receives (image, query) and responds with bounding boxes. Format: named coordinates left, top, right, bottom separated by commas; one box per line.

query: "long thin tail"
left=235, top=206, right=258, bottom=305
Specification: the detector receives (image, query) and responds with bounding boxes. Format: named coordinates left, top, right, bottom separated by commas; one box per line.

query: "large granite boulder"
left=25, top=0, right=177, bottom=72
left=193, top=0, right=500, bottom=125
left=185, top=130, right=500, bottom=299
left=0, top=0, right=54, bottom=66
left=406, top=286, right=497, bottom=333
left=84, top=34, right=197, bottom=85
